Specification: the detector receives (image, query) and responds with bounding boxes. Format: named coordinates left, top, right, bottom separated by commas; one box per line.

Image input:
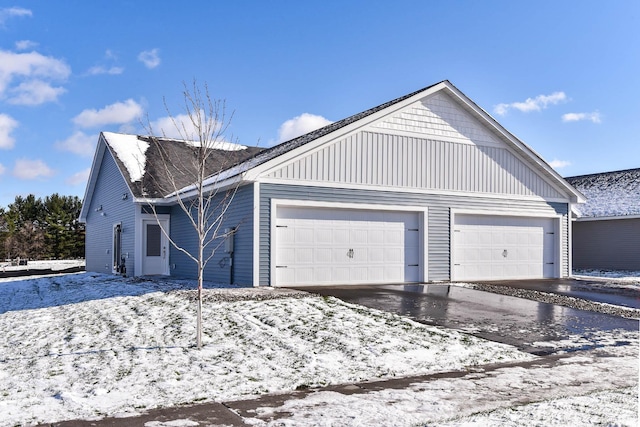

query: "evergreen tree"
left=0, top=194, right=85, bottom=260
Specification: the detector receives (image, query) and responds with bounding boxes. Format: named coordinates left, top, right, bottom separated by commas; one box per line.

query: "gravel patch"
left=466, top=283, right=640, bottom=320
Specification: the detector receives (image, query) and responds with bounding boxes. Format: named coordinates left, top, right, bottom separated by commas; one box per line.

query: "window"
left=146, top=224, right=162, bottom=257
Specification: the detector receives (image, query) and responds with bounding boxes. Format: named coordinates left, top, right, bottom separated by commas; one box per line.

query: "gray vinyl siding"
left=550, top=202, right=569, bottom=277
left=169, top=183, right=254, bottom=285
left=84, top=150, right=136, bottom=275
left=259, top=183, right=570, bottom=285
left=572, top=218, right=640, bottom=270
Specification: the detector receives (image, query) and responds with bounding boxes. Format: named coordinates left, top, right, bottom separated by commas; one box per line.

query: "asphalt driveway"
left=299, top=279, right=639, bottom=355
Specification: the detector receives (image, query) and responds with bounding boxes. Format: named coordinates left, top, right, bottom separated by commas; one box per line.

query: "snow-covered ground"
left=0, top=266, right=637, bottom=426
left=573, top=269, right=640, bottom=289
left=0, top=273, right=531, bottom=426
left=0, top=259, right=85, bottom=272
left=245, top=344, right=638, bottom=426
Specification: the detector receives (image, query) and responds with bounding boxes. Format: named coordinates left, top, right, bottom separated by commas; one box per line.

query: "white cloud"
left=0, top=113, right=19, bottom=149
left=15, top=40, right=38, bottom=50
left=86, top=50, right=124, bottom=76
left=8, top=79, right=66, bottom=105
left=87, top=65, right=124, bottom=76
left=65, top=168, right=91, bottom=186
left=0, top=7, right=32, bottom=25
left=138, top=48, right=160, bottom=69
left=55, top=131, right=97, bottom=157
left=278, top=113, right=333, bottom=143
left=73, top=99, right=143, bottom=128
left=149, top=113, right=197, bottom=139
left=12, top=158, right=55, bottom=180
left=0, top=50, right=70, bottom=104
left=562, top=111, right=601, bottom=124
left=494, top=92, right=567, bottom=115
left=549, top=159, right=571, bottom=169
left=0, top=163, right=5, bottom=175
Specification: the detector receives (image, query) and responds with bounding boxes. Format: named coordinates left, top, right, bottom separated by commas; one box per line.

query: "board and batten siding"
left=266, top=91, right=565, bottom=200
left=267, top=131, right=563, bottom=199
left=259, top=183, right=569, bottom=285
left=85, top=149, right=136, bottom=274
left=169, top=183, right=254, bottom=285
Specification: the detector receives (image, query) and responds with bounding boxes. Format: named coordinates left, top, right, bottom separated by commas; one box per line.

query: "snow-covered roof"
left=102, top=132, right=149, bottom=182
left=565, top=168, right=640, bottom=218
left=101, top=132, right=263, bottom=199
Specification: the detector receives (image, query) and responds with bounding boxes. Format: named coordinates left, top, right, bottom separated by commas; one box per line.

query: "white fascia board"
left=575, top=214, right=640, bottom=222
left=168, top=165, right=248, bottom=198
left=245, top=83, right=449, bottom=181
left=442, top=84, right=586, bottom=204
left=137, top=174, right=245, bottom=206
left=79, top=135, right=107, bottom=222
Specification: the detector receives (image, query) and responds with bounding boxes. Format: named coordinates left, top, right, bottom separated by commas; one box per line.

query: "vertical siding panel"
left=388, top=135, right=394, bottom=186
left=433, top=141, right=440, bottom=189
left=369, top=133, right=376, bottom=185
left=264, top=131, right=565, bottom=199
left=429, top=140, right=436, bottom=189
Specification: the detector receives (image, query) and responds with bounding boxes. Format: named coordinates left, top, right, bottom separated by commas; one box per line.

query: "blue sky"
left=0, top=1, right=638, bottom=208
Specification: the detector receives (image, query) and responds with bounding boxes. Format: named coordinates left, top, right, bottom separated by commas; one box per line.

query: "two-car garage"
left=271, top=202, right=560, bottom=287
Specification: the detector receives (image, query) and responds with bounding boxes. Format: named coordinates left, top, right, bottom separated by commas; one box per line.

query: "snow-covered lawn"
left=245, top=344, right=638, bottom=426
left=0, top=268, right=637, bottom=426
left=0, top=273, right=531, bottom=426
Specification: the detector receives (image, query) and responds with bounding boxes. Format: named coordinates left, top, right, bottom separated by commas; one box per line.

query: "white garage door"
left=275, top=206, right=420, bottom=286
left=452, top=214, right=556, bottom=281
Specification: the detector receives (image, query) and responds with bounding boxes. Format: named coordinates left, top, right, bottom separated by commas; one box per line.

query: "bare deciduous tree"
left=143, top=81, right=243, bottom=349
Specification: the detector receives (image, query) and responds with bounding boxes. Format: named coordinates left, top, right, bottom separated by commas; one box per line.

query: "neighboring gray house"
left=566, top=168, right=640, bottom=271
left=80, top=80, right=584, bottom=286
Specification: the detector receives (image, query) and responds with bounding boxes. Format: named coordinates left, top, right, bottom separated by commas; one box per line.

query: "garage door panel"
left=275, top=206, right=421, bottom=286
left=453, top=214, right=556, bottom=281
left=315, top=248, right=333, bottom=263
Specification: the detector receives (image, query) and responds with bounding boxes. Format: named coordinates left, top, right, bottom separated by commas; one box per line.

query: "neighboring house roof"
left=565, top=168, right=640, bottom=218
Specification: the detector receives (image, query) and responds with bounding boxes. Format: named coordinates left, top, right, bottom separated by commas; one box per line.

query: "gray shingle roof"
left=565, top=168, right=640, bottom=218
left=106, top=134, right=264, bottom=199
